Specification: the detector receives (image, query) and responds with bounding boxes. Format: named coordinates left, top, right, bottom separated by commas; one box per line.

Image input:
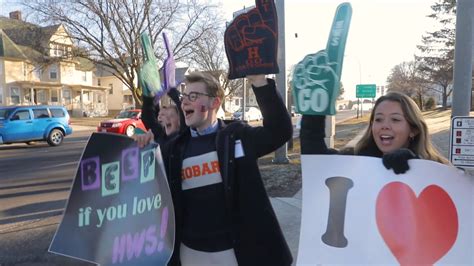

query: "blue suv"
left=0, top=105, right=73, bottom=146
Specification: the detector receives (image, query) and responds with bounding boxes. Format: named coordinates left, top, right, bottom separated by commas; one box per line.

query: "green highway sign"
left=356, top=84, right=376, bottom=98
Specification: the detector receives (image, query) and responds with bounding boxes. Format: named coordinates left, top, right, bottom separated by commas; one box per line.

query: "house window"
left=66, top=46, right=72, bottom=57
left=23, top=63, right=27, bottom=78
left=96, top=93, right=103, bottom=103
left=109, top=84, right=113, bottom=94
left=10, top=87, right=20, bottom=104
left=63, top=89, right=72, bottom=105
left=123, top=95, right=133, bottom=104
left=0, top=85, right=3, bottom=104
left=37, top=90, right=47, bottom=104
left=34, top=67, right=42, bottom=80
left=97, top=78, right=101, bottom=86
left=24, top=90, right=31, bottom=103
left=50, top=65, right=58, bottom=79
left=82, top=71, right=87, bottom=82
left=57, top=44, right=64, bottom=56
left=51, top=90, right=59, bottom=102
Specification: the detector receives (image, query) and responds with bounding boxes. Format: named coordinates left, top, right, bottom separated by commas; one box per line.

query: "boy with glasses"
left=135, top=71, right=293, bottom=265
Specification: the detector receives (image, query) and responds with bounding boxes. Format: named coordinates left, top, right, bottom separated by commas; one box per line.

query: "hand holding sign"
left=138, top=33, right=164, bottom=98
left=224, top=0, right=279, bottom=79
left=292, top=3, right=352, bottom=115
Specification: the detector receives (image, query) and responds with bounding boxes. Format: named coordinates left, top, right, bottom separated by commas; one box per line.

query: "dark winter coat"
left=162, top=79, right=293, bottom=266
left=300, top=114, right=382, bottom=157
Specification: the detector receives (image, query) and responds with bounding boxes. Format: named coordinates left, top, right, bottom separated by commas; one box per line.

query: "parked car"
left=97, top=109, right=147, bottom=137
left=232, top=107, right=262, bottom=121
left=0, top=105, right=73, bottom=146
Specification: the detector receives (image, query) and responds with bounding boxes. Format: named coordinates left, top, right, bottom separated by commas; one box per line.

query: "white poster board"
left=298, top=155, right=473, bottom=265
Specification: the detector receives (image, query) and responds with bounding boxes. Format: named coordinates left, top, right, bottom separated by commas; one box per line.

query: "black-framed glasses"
left=180, top=91, right=214, bottom=102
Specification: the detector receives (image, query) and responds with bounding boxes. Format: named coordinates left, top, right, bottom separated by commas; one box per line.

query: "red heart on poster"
left=376, top=182, right=458, bottom=265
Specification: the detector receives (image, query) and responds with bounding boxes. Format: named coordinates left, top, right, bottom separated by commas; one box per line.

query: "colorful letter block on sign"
left=297, top=155, right=473, bottom=265
left=49, top=133, right=175, bottom=266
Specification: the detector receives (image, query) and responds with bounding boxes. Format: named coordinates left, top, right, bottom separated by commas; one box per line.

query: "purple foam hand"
left=154, top=32, right=177, bottom=105
left=162, top=32, right=176, bottom=91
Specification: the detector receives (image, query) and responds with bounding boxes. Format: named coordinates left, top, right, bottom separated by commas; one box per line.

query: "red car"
left=97, top=109, right=147, bottom=137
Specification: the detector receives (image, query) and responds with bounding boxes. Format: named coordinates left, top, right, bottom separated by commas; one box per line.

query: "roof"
left=0, top=16, right=55, bottom=53
left=0, top=16, right=86, bottom=65
left=175, top=67, right=189, bottom=84
left=0, top=29, right=27, bottom=59
left=75, top=57, right=95, bottom=71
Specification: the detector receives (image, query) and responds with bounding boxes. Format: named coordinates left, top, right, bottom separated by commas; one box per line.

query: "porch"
left=3, top=81, right=109, bottom=117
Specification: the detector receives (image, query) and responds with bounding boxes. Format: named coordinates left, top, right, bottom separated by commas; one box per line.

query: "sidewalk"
left=271, top=109, right=454, bottom=264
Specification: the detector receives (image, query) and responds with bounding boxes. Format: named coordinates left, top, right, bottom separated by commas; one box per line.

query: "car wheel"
left=125, top=125, right=135, bottom=137
left=47, top=129, right=64, bottom=146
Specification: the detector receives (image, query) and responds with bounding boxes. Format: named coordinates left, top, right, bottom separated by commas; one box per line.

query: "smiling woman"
left=300, top=91, right=449, bottom=175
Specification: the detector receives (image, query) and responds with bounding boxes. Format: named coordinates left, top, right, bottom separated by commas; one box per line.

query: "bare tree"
left=338, top=82, right=345, bottom=100
left=186, top=21, right=244, bottom=111
left=21, top=0, right=221, bottom=106
left=386, top=59, right=430, bottom=110
left=416, top=0, right=456, bottom=107
left=386, top=61, right=417, bottom=96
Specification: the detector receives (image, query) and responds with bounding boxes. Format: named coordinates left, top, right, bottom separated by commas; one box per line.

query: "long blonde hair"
left=355, top=91, right=449, bottom=164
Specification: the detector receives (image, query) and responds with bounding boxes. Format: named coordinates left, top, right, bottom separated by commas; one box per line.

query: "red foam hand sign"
left=376, top=182, right=458, bottom=265
left=224, top=0, right=279, bottom=79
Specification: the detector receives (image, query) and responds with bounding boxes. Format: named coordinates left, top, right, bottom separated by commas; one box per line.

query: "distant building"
left=0, top=11, right=108, bottom=117
left=201, top=70, right=243, bottom=113
left=94, top=63, right=136, bottom=112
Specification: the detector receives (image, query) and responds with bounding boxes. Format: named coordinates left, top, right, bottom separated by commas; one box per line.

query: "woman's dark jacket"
left=161, top=79, right=294, bottom=266
left=300, top=114, right=382, bottom=157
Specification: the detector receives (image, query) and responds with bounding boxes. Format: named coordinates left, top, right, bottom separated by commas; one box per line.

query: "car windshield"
left=0, top=109, right=13, bottom=119
left=116, top=111, right=139, bottom=119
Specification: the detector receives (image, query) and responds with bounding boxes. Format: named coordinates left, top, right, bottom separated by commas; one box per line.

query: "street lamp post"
left=345, top=55, right=362, bottom=118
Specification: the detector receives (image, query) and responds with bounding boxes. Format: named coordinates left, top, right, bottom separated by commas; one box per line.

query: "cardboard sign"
left=298, top=155, right=473, bottom=265
left=292, top=3, right=352, bottom=115
left=224, top=0, right=279, bottom=79
left=50, top=133, right=175, bottom=266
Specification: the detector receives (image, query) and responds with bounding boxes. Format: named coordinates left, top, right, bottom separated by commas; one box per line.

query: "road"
left=0, top=110, right=357, bottom=264
left=0, top=130, right=93, bottom=225
left=335, top=109, right=358, bottom=123
left=0, top=110, right=357, bottom=225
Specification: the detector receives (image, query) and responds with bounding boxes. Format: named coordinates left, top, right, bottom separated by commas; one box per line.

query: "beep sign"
left=297, top=155, right=473, bottom=265
left=49, top=133, right=175, bottom=266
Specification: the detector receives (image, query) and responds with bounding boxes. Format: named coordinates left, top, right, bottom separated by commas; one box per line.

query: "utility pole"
left=273, top=0, right=289, bottom=164
left=242, top=79, right=246, bottom=120
left=452, top=0, right=473, bottom=117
